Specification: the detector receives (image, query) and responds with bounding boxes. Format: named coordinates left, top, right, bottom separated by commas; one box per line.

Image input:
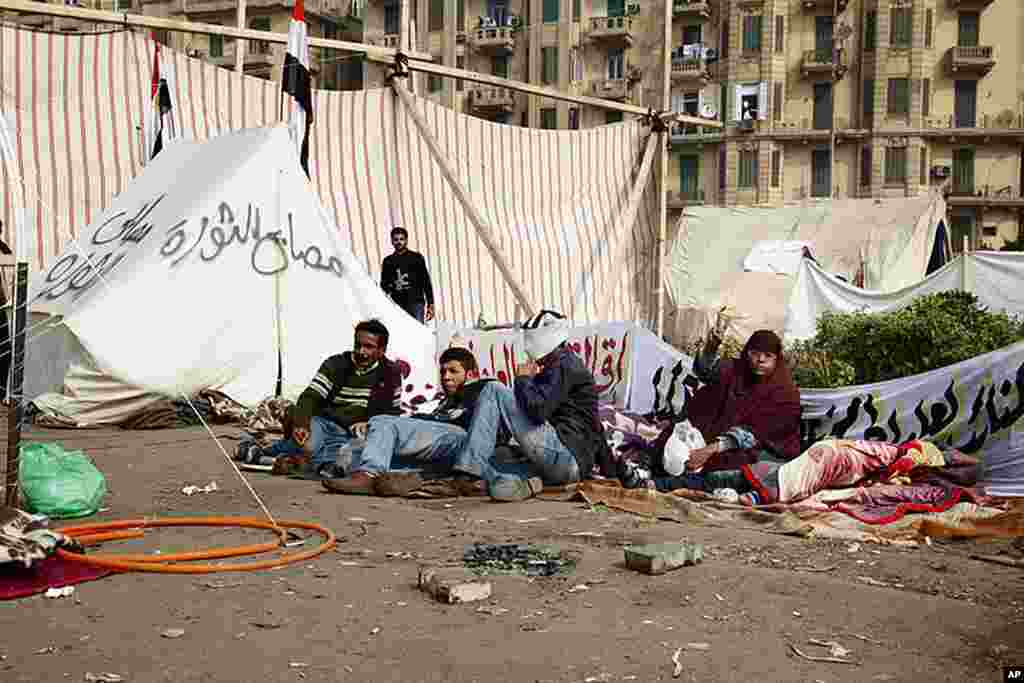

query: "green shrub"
left=786, top=291, right=1024, bottom=388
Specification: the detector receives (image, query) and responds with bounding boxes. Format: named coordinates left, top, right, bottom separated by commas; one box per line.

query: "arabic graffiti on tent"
left=33, top=195, right=344, bottom=304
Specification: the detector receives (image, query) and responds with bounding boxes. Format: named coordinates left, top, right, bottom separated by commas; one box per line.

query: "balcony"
left=208, top=46, right=277, bottom=72
left=669, top=123, right=722, bottom=145
left=801, top=48, right=847, bottom=80
left=587, top=16, right=635, bottom=48
left=467, top=86, right=515, bottom=114
left=672, top=0, right=711, bottom=20
left=591, top=78, right=632, bottom=101
left=920, top=112, right=1024, bottom=141
left=471, top=26, right=515, bottom=56
left=801, top=0, right=848, bottom=11
left=947, top=46, right=996, bottom=76
left=667, top=190, right=705, bottom=209
left=947, top=186, right=1024, bottom=209
left=947, top=0, right=994, bottom=8
left=670, top=57, right=710, bottom=86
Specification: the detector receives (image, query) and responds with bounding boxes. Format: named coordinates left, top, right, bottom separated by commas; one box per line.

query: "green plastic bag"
left=18, top=442, right=107, bottom=519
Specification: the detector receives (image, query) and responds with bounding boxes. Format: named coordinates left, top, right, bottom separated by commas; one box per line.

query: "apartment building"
left=13, top=0, right=365, bottom=89
left=363, top=0, right=1024, bottom=248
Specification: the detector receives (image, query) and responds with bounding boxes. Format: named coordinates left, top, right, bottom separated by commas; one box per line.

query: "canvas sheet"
left=24, top=126, right=438, bottom=425
left=785, top=252, right=1024, bottom=341
left=662, top=195, right=945, bottom=348
left=0, top=26, right=660, bottom=327
left=436, top=322, right=695, bottom=415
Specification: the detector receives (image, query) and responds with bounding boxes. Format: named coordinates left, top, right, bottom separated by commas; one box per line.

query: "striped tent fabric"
left=0, top=25, right=660, bottom=326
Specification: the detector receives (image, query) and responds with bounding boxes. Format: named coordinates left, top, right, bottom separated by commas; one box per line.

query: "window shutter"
left=698, top=89, right=705, bottom=115
left=773, top=81, right=783, bottom=121
left=671, top=93, right=685, bottom=113
left=733, top=84, right=742, bottom=122
left=758, top=81, right=769, bottom=120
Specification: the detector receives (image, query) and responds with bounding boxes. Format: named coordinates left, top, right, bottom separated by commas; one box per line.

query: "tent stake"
left=391, top=82, right=535, bottom=317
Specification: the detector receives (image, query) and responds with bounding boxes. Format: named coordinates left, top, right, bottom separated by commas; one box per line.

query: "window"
left=772, top=81, right=783, bottom=121
left=742, top=15, right=763, bottom=52
left=770, top=149, right=781, bottom=188
left=606, top=111, right=624, bottom=124
left=457, top=0, right=465, bottom=28
left=735, top=82, right=765, bottom=121
left=679, top=155, right=700, bottom=200
left=209, top=27, right=223, bottom=58
left=924, top=9, right=933, bottom=48
left=863, top=79, right=874, bottom=117
left=721, top=21, right=729, bottom=59
left=491, top=56, right=509, bottom=79
left=953, top=148, right=975, bottom=194
left=569, top=108, right=579, bottom=130
left=607, top=49, right=625, bottom=80
left=738, top=150, right=758, bottom=188
left=719, top=146, right=727, bottom=192
left=955, top=80, right=977, bottom=127
left=774, top=15, right=784, bottom=53
left=813, top=82, right=833, bottom=131
left=920, top=150, right=928, bottom=186
left=864, top=11, right=876, bottom=51
left=456, top=56, right=464, bottom=91
left=812, top=149, right=831, bottom=198
left=922, top=78, right=930, bottom=118
left=542, top=47, right=558, bottom=85
left=682, top=25, right=702, bottom=45
left=885, top=147, right=907, bottom=184
left=543, top=0, right=559, bottom=22
left=958, top=11, right=980, bottom=48
left=890, top=8, right=912, bottom=48
left=887, top=78, right=910, bottom=116
left=384, top=3, right=400, bottom=34
left=249, top=17, right=271, bottom=54
left=860, top=146, right=872, bottom=187
left=428, top=74, right=442, bottom=92
left=540, top=108, right=557, bottom=130
left=607, top=0, right=625, bottom=18
left=573, top=0, right=580, bottom=21
left=429, top=0, right=444, bottom=32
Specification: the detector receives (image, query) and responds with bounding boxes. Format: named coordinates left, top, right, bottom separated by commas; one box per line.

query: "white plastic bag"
left=662, top=420, right=706, bottom=476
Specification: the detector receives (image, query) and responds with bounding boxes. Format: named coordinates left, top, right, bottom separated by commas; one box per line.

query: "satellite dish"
left=701, top=104, right=717, bottom=119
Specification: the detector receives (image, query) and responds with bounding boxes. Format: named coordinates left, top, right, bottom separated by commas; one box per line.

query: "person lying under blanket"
left=625, top=329, right=802, bottom=501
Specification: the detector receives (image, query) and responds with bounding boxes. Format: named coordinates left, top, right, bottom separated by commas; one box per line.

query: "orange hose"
left=74, top=530, right=146, bottom=545
left=56, top=517, right=336, bottom=574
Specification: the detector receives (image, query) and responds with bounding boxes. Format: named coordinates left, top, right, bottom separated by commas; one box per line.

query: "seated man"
left=281, top=319, right=404, bottom=479
left=322, top=346, right=496, bottom=496
left=451, top=310, right=611, bottom=502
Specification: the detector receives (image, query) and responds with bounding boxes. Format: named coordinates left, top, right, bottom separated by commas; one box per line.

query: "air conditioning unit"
left=931, top=165, right=951, bottom=178
left=627, top=3, right=641, bottom=14
left=703, top=47, right=718, bottom=62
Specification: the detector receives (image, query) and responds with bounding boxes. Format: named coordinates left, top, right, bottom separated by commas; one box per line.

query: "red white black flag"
left=283, top=0, right=313, bottom=177
left=149, top=35, right=173, bottom=160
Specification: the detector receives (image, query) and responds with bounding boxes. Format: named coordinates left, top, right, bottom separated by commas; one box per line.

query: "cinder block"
left=624, top=542, right=704, bottom=575
left=418, top=566, right=493, bottom=604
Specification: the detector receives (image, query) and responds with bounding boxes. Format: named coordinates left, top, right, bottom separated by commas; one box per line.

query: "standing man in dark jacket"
left=451, top=310, right=611, bottom=502
left=284, top=319, right=404, bottom=479
left=381, top=227, right=435, bottom=323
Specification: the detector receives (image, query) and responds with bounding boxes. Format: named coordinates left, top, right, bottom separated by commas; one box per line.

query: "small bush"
left=786, top=291, right=1024, bottom=388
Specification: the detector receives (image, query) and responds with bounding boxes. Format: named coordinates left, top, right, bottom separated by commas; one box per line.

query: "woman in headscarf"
left=647, top=329, right=802, bottom=498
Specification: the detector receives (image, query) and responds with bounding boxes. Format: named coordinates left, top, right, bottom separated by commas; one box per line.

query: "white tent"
left=24, top=126, right=437, bottom=426
left=661, top=195, right=947, bottom=348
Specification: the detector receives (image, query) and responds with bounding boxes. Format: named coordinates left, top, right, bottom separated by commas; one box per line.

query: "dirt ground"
left=2, top=426, right=1023, bottom=683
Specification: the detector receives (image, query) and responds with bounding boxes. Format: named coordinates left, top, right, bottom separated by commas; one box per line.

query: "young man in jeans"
left=322, top=346, right=496, bottom=496
left=452, top=310, right=611, bottom=502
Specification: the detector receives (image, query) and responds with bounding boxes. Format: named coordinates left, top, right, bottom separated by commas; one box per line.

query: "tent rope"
left=385, top=51, right=410, bottom=85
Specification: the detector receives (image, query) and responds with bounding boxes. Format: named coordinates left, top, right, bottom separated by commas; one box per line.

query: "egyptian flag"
left=149, top=36, right=173, bottom=160
left=283, top=0, right=313, bottom=177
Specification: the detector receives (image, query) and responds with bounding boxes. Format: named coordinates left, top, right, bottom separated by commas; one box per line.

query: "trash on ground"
left=567, top=584, right=589, bottom=593
left=790, top=643, right=857, bottom=665
left=671, top=647, right=684, bottom=678
left=685, top=642, right=710, bottom=651
left=624, top=542, right=703, bottom=575
left=181, top=481, right=218, bottom=496
left=161, top=628, right=186, bottom=639
left=44, top=586, right=75, bottom=599
left=476, top=605, right=509, bottom=616
left=809, top=638, right=852, bottom=659
left=419, top=566, right=493, bottom=604
left=462, top=543, right=574, bottom=577
left=84, top=674, right=124, bottom=683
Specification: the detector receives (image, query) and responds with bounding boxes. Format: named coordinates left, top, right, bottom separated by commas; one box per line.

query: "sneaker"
left=321, top=471, right=377, bottom=495
left=489, top=476, right=543, bottom=503
left=374, top=472, right=423, bottom=497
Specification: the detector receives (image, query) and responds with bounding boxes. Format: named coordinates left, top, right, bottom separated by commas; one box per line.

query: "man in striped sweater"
left=289, top=319, right=404, bottom=479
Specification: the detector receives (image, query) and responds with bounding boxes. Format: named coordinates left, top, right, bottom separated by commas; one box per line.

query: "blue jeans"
left=402, top=302, right=426, bottom=323
left=454, top=382, right=580, bottom=486
left=350, top=415, right=466, bottom=475
left=267, top=416, right=362, bottom=470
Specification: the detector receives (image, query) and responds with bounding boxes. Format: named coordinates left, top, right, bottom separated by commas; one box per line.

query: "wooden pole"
left=234, top=0, right=247, bottom=74
left=391, top=82, right=535, bottom=316
left=0, top=0, right=722, bottom=127
left=3, top=263, right=26, bottom=507
left=655, top=0, right=673, bottom=339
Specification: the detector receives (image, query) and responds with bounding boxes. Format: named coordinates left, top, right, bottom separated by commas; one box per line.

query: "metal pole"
left=655, top=0, right=672, bottom=339
left=234, top=0, right=247, bottom=74
left=3, top=263, right=26, bottom=507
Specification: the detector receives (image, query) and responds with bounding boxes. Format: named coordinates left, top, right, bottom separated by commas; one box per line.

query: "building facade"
left=362, top=0, right=1024, bottom=249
